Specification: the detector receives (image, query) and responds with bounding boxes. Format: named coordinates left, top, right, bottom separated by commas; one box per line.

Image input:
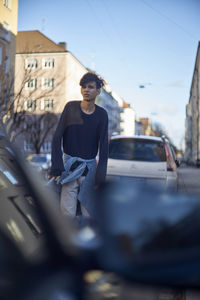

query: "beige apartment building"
left=0, top=0, right=18, bottom=116
left=15, top=30, right=72, bottom=153
left=15, top=31, right=68, bottom=112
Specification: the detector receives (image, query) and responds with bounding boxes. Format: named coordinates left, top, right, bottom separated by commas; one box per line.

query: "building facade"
left=96, top=85, right=122, bottom=138
left=15, top=31, right=69, bottom=153
left=110, top=92, right=136, bottom=137
left=120, top=101, right=135, bottom=136
left=0, top=0, right=18, bottom=121
left=185, top=102, right=192, bottom=162
left=185, top=42, right=200, bottom=164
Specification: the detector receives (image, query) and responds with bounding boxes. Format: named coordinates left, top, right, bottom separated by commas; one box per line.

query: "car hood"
left=107, top=158, right=167, bottom=179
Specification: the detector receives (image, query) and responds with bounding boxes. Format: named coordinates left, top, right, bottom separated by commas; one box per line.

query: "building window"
left=25, top=58, right=38, bottom=69
left=42, top=58, right=55, bottom=69
left=3, top=0, right=12, bottom=9
left=24, top=99, right=37, bottom=111
left=41, top=98, right=54, bottom=111
left=0, top=46, right=2, bottom=65
left=5, top=56, right=9, bottom=74
left=24, top=140, right=33, bottom=152
left=3, top=89, right=8, bottom=107
left=25, top=78, right=37, bottom=90
left=40, top=141, right=51, bottom=152
left=2, top=22, right=10, bottom=42
left=42, top=78, right=54, bottom=89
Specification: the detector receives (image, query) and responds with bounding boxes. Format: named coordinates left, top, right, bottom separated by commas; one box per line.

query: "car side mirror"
left=95, top=180, right=200, bottom=288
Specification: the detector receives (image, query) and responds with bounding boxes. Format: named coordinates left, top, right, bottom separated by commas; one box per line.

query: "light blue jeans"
left=58, top=154, right=97, bottom=217
left=60, top=175, right=89, bottom=217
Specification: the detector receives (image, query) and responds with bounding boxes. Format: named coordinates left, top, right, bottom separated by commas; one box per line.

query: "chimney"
left=58, top=42, right=67, bottom=50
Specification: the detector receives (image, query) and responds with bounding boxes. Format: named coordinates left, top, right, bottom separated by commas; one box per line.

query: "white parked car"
left=107, top=135, right=179, bottom=191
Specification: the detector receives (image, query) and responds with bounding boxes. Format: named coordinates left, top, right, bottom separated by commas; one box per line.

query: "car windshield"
left=31, top=156, right=47, bottom=163
left=109, top=138, right=166, bottom=162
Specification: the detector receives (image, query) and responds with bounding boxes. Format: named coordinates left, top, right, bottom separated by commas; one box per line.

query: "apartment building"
left=96, top=85, right=122, bottom=138
left=185, top=42, right=200, bottom=164
left=110, top=92, right=135, bottom=137
left=120, top=101, right=135, bottom=136
left=185, top=102, right=192, bottom=162
left=15, top=30, right=70, bottom=153
left=137, top=118, right=154, bottom=136
left=0, top=0, right=18, bottom=117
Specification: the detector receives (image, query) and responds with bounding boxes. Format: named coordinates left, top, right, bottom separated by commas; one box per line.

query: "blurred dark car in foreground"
left=1, top=124, right=200, bottom=299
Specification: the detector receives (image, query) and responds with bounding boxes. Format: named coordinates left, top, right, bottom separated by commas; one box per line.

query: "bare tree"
left=1, top=54, right=65, bottom=153
left=23, top=113, right=58, bottom=154
left=151, top=121, right=168, bottom=138
left=1, top=67, right=33, bottom=140
left=151, top=121, right=177, bottom=149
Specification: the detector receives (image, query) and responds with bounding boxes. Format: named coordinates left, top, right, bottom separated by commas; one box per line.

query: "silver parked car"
left=107, top=135, right=179, bottom=191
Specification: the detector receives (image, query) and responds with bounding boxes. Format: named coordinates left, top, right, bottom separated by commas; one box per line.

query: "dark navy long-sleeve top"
left=50, top=101, right=108, bottom=185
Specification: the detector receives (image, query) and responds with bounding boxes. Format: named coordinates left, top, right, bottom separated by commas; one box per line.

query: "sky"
left=18, top=0, right=200, bottom=149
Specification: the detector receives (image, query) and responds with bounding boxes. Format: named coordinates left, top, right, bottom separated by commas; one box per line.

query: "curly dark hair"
left=79, top=72, right=105, bottom=89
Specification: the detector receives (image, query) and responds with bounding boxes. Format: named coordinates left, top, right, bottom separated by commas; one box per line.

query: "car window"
left=109, top=138, right=166, bottom=162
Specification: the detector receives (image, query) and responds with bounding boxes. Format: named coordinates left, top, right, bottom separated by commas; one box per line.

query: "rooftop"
left=16, top=30, right=67, bottom=54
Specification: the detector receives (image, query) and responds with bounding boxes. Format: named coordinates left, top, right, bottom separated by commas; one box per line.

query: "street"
left=85, top=164, right=200, bottom=300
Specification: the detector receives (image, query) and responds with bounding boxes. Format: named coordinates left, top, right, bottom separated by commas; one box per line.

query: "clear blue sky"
left=18, top=0, right=200, bottom=149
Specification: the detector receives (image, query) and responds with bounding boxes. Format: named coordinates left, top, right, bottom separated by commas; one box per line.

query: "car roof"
left=110, top=135, right=164, bottom=142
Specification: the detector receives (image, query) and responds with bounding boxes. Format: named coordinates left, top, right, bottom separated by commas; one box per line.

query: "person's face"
left=81, top=81, right=100, bottom=102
